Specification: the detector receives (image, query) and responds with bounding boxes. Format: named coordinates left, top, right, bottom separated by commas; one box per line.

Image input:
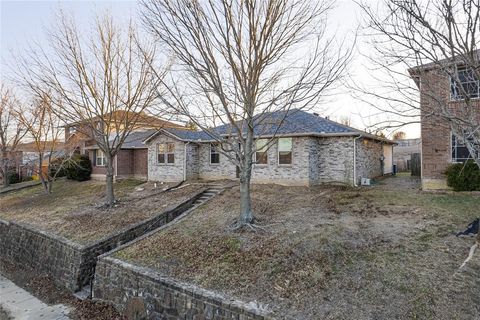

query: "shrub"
left=445, top=160, right=480, bottom=191
left=49, top=157, right=67, bottom=178
left=65, top=154, right=92, bottom=181
left=7, top=172, right=20, bottom=184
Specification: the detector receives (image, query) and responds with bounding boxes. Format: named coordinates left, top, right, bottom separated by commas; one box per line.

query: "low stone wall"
left=0, top=219, right=84, bottom=292
left=93, top=256, right=271, bottom=320
left=0, top=190, right=204, bottom=292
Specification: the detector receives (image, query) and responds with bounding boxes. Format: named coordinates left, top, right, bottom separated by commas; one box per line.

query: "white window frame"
left=210, top=143, right=220, bottom=164
left=96, top=149, right=106, bottom=167
left=450, top=67, right=480, bottom=101
left=254, top=138, right=269, bottom=165
left=157, top=143, right=175, bottom=165
left=451, top=133, right=478, bottom=163
left=278, top=137, right=293, bottom=165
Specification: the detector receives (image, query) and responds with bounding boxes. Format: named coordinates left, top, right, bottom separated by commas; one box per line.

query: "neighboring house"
left=0, top=150, right=23, bottom=185
left=393, top=138, right=421, bottom=172
left=144, top=109, right=395, bottom=186
left=17, top=141, right=66, bottom=179
left=64, top=111, right=184, bottom=180
left=410, top=60, right=480, bottom=189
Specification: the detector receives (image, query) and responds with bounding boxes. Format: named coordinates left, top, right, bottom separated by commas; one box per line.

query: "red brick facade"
left=418, top=68, right=480, bottom=189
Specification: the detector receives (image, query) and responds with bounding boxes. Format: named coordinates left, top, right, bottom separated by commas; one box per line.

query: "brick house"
left=410, top=61, right=480, bottom=189
left=144, top=109, right=395, bottom=186
left=64, top=111, right=183, bottom=180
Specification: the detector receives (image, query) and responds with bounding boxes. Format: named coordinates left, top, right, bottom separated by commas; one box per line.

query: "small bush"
left=49, top=157, right=67, bottom=178
left=7, top=172, right=20, bottom=184
left=445, top=160, right=480, bottom=191
left=65, top=154, right=92, bottom=181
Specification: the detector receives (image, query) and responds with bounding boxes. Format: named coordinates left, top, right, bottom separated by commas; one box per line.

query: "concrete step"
left=73, top=287, right=91, bottom=300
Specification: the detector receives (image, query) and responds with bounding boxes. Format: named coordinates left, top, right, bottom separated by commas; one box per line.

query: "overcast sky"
left=0, top=0, right=421, bottom=138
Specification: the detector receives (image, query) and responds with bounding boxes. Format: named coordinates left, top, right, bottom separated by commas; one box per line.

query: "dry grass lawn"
left=116, top=176, right=480, bottom=320
left=0, top=179, right=205, bottom=244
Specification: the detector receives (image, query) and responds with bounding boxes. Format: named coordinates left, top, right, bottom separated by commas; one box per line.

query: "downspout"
left=353, top=135, right=362, bottom=187
left=183, top=142, right=190, bottom=181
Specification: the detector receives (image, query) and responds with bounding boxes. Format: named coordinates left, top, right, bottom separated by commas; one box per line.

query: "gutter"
left=353, top=134, right=363, bottom=187
left=183, top=141, right=190, bottom=181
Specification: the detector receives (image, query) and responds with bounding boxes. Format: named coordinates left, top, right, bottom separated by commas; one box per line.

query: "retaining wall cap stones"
left=101, top=256, right=272, bottom=318
left=0, top=218, right=84, bottom=250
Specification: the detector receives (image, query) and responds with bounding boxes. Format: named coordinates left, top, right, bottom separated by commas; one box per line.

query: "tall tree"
left=141, top=0, right=352, bottom=229
left=0, top=85, right=26, bottom=187
left=14, top=93, right=68, bottom=194
left=16, top=12, right=163, bottom=206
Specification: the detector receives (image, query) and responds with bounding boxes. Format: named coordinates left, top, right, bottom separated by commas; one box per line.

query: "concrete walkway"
left=0, top=275, right=70, bottom=320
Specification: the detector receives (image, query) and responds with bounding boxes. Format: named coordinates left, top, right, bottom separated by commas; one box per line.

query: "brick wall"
left=93, top=256, right=272, bottom=320
left=147, top=133, right=387, bottom=186
left=355, top=138, right=384, bottom=184
left=0, top=192, right=203, bottom=292
left=418, top=68, right=480, bottom=189
left=116, top=149, right=133, bottom=176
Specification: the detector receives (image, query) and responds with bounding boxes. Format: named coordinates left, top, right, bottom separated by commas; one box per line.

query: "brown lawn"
left=116, top=175, right=480, bottom=320
left=0, top=179, right=205, bottom=244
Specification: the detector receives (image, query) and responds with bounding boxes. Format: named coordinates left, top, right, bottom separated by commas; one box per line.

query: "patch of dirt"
left=0, top=179, right=206, bottom=244
left=116, top=176, right=480, bottom=319
left=0, top=259, right=124, bottom=320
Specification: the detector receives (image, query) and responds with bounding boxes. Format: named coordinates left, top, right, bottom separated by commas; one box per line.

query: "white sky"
left=0, top=0, right=421, bottom=139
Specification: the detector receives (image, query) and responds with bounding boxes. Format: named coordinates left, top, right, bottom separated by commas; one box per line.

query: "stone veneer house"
left=410, top=58, right=480, bottom=189
left=144, top=109, right=395, bottom=186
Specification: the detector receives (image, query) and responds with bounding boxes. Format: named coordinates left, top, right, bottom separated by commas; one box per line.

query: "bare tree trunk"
left=38, top=154, right=50, bottom=194
left=238, top=129, right=254, bottom=225
left=2, top=161, right=8, bottom=188
left=105, top=154, right=115, bottom=206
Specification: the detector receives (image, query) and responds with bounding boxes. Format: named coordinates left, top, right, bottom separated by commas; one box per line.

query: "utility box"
left=361, top=178, right=371, bottom=186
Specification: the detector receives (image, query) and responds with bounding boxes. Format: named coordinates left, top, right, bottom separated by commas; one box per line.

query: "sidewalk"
left=0, top=180, right=41, bottom=195
left=0, top=275, right=70, bottom=320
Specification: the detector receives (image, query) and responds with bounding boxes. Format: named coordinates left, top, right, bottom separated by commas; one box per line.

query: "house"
left=16, top=141, right=65, bottom=179
left=143, top=109, right=395, bottom=186
left=393, top=138, right=421, bottom=172
left=64, top=111, right=184, bottom=180
left=0, top=150, right=23, bottom=185
left=410, top=58, right=480, bottom=189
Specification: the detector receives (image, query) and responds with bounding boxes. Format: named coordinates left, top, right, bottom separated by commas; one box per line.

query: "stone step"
left=73, top=287, right=91, bottom=300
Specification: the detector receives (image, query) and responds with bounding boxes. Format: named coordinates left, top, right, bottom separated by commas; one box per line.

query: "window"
left=210, top=144, right=220, bottom=164
left=452, top=134, right=478, bottom=163
left=158, top=143, right=175, bottom=164
left=96, top=149, right=106, bottom=166
left=278, top=137, right=292, bottom=165
left=450, top=67, right=480, bottom=100
left=255, top=139, right=268, bottom=164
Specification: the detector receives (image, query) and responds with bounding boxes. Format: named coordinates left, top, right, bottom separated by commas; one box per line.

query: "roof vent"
left=325, top=116, right=330, bottom=120
left=313, top=112, right=319, bottom=117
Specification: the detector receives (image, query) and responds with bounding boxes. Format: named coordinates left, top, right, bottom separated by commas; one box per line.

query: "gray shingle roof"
left=119, top=130, right=157, bottom=148
left=147, top=109, right=394, bottom=144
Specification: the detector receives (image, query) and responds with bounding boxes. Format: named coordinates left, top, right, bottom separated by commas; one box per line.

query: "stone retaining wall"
left=93, top=256, right=271, bottom=320
left=0, top=190, right=204, bottom=292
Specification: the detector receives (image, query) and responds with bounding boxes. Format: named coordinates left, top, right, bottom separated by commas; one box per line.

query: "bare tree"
left=14, top=93, right=69, bottom=194
left=0, top=85, right=26, bottom=187
left=16, top=12, right=164, bottom=206
left=356, top=0, right=480, bottom=260
left=356, top=0, right=480, bottom=168
left=141, top=0, right=352, bottom=229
